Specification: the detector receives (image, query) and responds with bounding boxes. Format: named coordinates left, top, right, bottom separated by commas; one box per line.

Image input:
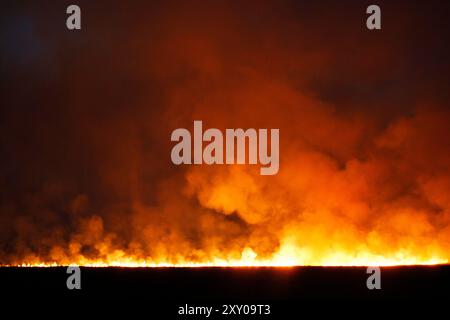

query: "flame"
left=5, top=245, right=448, bottom=268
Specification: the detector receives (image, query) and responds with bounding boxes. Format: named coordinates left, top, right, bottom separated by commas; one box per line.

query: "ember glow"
left=10, top=247, right=449, bottom=268
left=1, top=1, right=450, bottom=268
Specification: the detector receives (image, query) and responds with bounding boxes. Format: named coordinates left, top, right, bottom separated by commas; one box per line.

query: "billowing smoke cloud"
left=0, top=0, right=449, bottom=265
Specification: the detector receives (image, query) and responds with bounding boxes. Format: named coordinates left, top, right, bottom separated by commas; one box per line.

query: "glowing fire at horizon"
left=5, top=246, right=449, bottom=268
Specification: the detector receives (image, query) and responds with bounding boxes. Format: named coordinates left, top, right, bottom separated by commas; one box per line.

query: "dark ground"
left=1, top=266, right=449, bottom=316
left=1, top=266, right=449, bottom=299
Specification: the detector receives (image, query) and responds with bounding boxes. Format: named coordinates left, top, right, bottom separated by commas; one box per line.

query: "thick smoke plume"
left=1, top=1, right=449, bottom=265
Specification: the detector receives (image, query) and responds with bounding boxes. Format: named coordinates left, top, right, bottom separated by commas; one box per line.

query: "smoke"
left=1, top=0, right=449, bottom=265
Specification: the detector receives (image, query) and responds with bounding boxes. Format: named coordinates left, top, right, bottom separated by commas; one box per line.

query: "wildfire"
left=5, top=245, right=448, bottom=268
left=2, top=2, right=450, bottom=271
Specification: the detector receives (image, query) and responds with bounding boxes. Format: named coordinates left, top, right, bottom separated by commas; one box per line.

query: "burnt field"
left=1, top=265, right=449, bottom=301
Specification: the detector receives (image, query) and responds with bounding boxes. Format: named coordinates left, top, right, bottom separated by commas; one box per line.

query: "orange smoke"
left=1, top=1, right=450, bottom=267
